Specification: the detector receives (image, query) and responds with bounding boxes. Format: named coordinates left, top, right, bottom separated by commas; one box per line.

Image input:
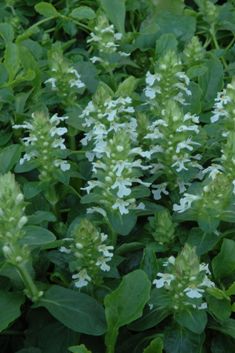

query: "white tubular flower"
left=152, top=244, right=214, bottom=311
left=152, top=183, right=169, bottom=200
left=65, top=219, right=113, bottom=288
left=73, top=270, right=92, bottom=288
left=184, top=287, right=204, bottom=299
left=173, top=193, right=200, bottom=213
left=144, top=51, right=191, bottom=109
left=13, top=112, right=70, bottom=183
left=153, top=273, right=175, bottom=288
left=87, top=14, right=129, bottom=59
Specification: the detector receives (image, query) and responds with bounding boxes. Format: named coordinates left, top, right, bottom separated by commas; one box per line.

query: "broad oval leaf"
left=38, top=285, right=106, bottom=336
left=104, top=270, right=151, bottom=353
left=35, top=2, right=59, bottom=17
left=0, top=291, right=24, bottom=332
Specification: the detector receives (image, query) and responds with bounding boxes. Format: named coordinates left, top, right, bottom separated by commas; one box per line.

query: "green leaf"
left=199, top=56, right=224, bottom=110
left=38, top=285, right=106, bottom=335
left=4, top=43, right=20, bottom=81
left=212, top=239, right=235, bottom=280
left=129, top=308, right=169, bottom=331
left=157, top=12, right=196, bottom=43
left=175, top=309, right=207, bottom=334
left=143, top=337, right=164, bottom=353
left=226, top=282, right=235, bottom=296
left=35, top=2, right=59, bottom=17
left=107, top=212, right=137, bottom=236
left=104, top=270, right=151, bottom=353
left=100, top=0, right=126, bottom=33
left=0, top=291, right=24, bottom=332
left=70, top=7, right=96, bottom=20
left=155, top=33, right=178, bottom=56
left=209, top=319, right=235, bottom=339
left=21, top=226, right=56, bottom=246
left=164, top=324, right=204, bottom=353
left=0, top=144, right=21, bottom=173
left=207, top=295, right=231, bottom=321
left=187, top=228, right=221, bottom=256
left=68, top=345, right=92, bottom=353
left=0, top=23, right=14, bottom=43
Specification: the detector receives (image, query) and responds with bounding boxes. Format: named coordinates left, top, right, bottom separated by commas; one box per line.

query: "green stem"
left=16, top=263, right=41, bottom=302
left=210, top=25, right=228, bottom=70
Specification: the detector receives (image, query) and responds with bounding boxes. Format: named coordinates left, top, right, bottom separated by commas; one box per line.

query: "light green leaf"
left=0, top=291, right=24, bottom=332
left=70, top=7, right=96, bottom=20
left=68, top=345, right=92, bottom=353
left=143, top=337, right=163, bottom=353
left=35, top=2, right=59, bottom=17
left=104, top=270, right=151, bottom=353
left=4, top=43, right=20, bottom=81
left=38, top=285, right=106, bottom=336
left=100, top=0, right=126, bottom=33
left=0, top=23, right=14, bottom=43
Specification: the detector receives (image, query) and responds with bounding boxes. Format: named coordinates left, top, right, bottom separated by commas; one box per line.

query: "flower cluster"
left=0, top=173, right=28, bottom=264
left=87, top=13, right=129, bottom=65
left=144, top=51, right=191, bottom=109
left=147, top=209, right=175, bottom=245
left=82, top=131, right=150, bottom=215
left=152, top=244, right=214, bottom=311
left=45, top=45, right=85, bottom=105
left=60, top=219, right=114, bottom=288
left=183, top=36, right=205, bottom=67
left=174, top=80, right=235, bottom=216
left=13, top=112, right=70, bottom=184
left=80, top=84, right=137, bottom=162
left=199, top=0, right=219, bottom=24
left=145, top=101, right=202, bottom=197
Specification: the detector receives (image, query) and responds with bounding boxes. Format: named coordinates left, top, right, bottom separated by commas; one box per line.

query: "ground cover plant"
left=1, top=0, right=235, bottom=352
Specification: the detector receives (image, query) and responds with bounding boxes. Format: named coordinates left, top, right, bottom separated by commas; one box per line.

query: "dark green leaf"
left=21, top=226, right=56, bottom=246
left=0, top=291, right=24, bottom=332
left=0, top=144, right=21, bottom=173
left=175, top=309, right=207, bottom=334
left=104, top=270, right=151, bottom=353
left=38, top=285, right=106, bottom=335
left=212, top=239, right=235, bottom=280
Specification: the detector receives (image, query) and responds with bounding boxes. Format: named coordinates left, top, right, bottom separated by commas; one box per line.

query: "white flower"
left=73, top=269, right=91, bottom=288
left=96, top=257, right=111, bottom=271
left=87, top=207, right=107, bottom=217
left=173, top=193, right=200, bottom=213
left=111, top=179, right=132, bottom=198
left=98, top=244, right=114, bottom=258
left=112, top=199, right=130, bottom=215
left=200, top=276, right=215, bottom=288
left=172, top=157, right=191, bottom=172
left=184, top=287, right=204, bottom=299
left=45, top=77, right=57, bottom=89
left=152, top=183, right=169, bottom=200
left=198, top=302, right=208, bottom=310
left=153, top=273, right=175, bottom=288
left=59, top=246, right=71, bottom=254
